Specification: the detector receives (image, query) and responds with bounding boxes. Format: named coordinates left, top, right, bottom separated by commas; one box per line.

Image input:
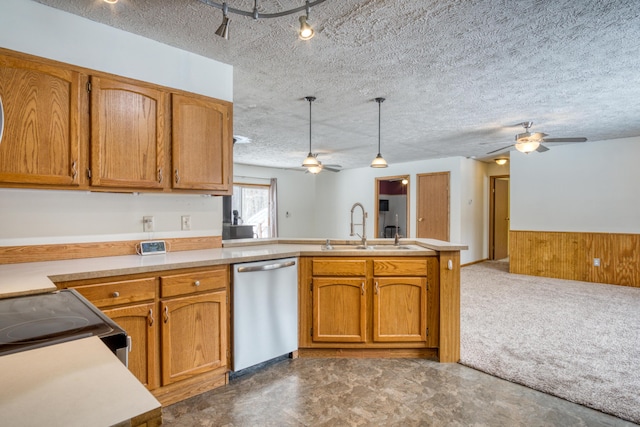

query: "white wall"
left=510, top=136, right=640, bottom=233
left=0, top=0, right=233, bottom=246
left=0, top=0, right=232, bottom=101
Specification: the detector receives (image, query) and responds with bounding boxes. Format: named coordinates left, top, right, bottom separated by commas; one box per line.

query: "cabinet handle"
left=418, top=218, right=424, bottom=222
left=112, top=291, right=120, bottom=298
left=158, top=167, right=163, bottom=183
left=361, top=282, right=365, bottom=295
left=174, top=169, right=180, bottom=184
left=194, top=280, right=200, bottom=287
left=71, top=161, right=78, bottom=180
left=163, top=306, right=169, bottom=323
left=148, top=308, right=154, bottom=326
left=375, top=281, right=379, bottom=294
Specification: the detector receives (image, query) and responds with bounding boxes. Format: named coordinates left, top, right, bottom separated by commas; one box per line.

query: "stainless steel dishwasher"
left=232, top=257, right=298, bottom=372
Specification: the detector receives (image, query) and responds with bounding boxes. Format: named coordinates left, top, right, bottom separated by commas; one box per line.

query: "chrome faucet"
left=350, top=202, right=367, bottom=247
left=394, top=213, right=400, bottom=246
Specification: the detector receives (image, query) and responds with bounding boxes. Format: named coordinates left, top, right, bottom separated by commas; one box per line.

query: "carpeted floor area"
left=460, top=260, right=640, bottom=424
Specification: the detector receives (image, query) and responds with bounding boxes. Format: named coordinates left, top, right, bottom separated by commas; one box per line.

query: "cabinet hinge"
left=226, top=295, right=229, bottom=304
left=426, top=327, right=429, bottom=337
left=86, top=81, right=91, bottom=92
left=310, top=327, right=313, bottom=337
left=310, top=282, right=313, bottom=292
left=86, top=168, right=92, bottom=179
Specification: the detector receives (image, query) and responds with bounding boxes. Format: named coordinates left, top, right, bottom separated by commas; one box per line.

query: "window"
left=232, top=183, right=273, bottom=238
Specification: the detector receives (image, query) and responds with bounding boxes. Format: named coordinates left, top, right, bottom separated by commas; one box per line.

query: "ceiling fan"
left=487, top=122, right=587, bottom=154
left=302, top=154, right=342, bottom=174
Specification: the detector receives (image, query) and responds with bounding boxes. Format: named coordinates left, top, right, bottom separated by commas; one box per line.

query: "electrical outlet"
left=181, top=215, right=191, bottom=231
left=143, top=216, right=154, bottom=232
left=593, top=258, right=601, bottom=267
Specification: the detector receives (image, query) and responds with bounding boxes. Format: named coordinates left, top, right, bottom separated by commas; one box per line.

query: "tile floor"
left=162, top=358, right=636, bottom=426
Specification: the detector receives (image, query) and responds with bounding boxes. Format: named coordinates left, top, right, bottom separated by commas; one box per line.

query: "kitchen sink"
left=323, top=244, right=418, bottom=251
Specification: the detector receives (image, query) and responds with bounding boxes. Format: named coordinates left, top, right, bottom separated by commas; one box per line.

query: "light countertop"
left=0, top=238, right=466, bottom=299
left=0, top=336, right=161, bottom=427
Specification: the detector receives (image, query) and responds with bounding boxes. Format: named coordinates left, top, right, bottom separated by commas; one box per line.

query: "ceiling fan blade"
left=323, top=165, right=342, bottom=172
left=542, top=137, right=587, bottom=143
left=486, top=144, right=515, bottom=154
left=536, top=144, right=550, bottom=153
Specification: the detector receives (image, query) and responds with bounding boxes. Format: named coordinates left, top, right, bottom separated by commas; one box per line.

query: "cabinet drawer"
left=160, top=266, right=228, bottom=298
left=373, top=259, right=427, bottom=276
left=72, top=278, right=156, bottom=308
left=312, top=259, right=367, bottom=276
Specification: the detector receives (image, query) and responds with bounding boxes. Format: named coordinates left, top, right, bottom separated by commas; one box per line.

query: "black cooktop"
left=0, top=289, right=126, bottom=357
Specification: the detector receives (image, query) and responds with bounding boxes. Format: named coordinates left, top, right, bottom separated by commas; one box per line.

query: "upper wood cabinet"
left=0, top=52, right=83, bottom=187
left=171, top=93, right=232, bottom=193
left=90, top=76, right=167, bottom=189
left=0, top=49, right=233, bottom=194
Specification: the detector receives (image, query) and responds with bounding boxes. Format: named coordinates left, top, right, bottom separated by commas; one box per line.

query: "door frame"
left=489, top=175, right=510, bottom=260
left=374, top=175, right=410, bottom=239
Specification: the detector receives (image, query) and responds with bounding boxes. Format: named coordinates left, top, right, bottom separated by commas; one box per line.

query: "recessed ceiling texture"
left=34, top=0, right=640, bottom=169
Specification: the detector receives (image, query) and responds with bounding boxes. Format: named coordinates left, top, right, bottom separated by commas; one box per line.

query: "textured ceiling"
left=34, top=0, right=640, bottom=169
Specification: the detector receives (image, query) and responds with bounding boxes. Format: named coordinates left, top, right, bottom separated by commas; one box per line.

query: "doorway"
left=416, top=172, right=450, bottom=240
left=374, top=175, right=409, bottom=239
left=490, top=176, right=510, bottom=260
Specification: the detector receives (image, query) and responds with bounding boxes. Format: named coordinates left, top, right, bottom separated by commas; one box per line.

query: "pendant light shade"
left=371, top=97, right=388, bottom=168
left=302, top=96, right=320, bottom=168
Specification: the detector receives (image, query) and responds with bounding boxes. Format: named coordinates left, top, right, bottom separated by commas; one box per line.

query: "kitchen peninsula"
left=0, top=238, right=466, bottom=424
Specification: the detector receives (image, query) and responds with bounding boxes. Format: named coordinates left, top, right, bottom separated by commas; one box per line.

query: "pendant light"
left=370, top=97, right=388, bottom=168
left=302, top=96, right=320, bottom=168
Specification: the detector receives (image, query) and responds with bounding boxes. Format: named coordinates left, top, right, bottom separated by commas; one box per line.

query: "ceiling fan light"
left=515, top=141, right=540, bottom=154
left=495, top=158, right=508, bottom=165
left=298, top=16, right=314, bottom=40
left=302, top=153, right=319, bottom=167
left=307, top=164, right=323, bottom=174
left=370, top=153, right=388, bottom=168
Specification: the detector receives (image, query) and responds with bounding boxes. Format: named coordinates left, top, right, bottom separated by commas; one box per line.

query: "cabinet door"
left=90, top=76, right=166, bottom=189
left=0, top=53, right=82, bottom=186
left=103, top=302, right=159, bottom=390
left=312, top=277, right=367, bottom=343
left=171, top=93, right=231, bottom=192
left=372, top=277, right=427, bottom=342
left=160, top=291, right=227, bottom=386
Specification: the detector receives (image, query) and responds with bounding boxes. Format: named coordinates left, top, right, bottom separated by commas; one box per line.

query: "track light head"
left=299, top=16, right=314, bottom=40
left=215, top=16, right=230, bottom=39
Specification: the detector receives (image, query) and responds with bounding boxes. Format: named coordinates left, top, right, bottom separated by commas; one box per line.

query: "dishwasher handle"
left=236, top=260, right=296, bottom=273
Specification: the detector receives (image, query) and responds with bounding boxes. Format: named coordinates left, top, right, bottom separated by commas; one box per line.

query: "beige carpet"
left=460, top=260, right=640, bottom=424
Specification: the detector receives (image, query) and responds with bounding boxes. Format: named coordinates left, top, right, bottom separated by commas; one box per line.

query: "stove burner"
left=0, top=316, right=92, bottom=345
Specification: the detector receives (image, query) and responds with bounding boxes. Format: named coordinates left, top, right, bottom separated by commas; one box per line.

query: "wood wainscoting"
left=510, top=231, right=639, bottom=288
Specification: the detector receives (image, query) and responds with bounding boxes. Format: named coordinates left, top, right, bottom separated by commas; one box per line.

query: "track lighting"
left=370, top=97, right=388, bottom=168
left=200, top=0, right=326, bottom=41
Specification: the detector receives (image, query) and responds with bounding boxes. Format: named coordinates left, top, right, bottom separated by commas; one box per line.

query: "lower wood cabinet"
left=160, top=291, right=227, bottom=386
left=372, top=277, right=427, bottom=342
left=300, top=256, right=439, bottom=356
left=103, top=302, right=158, bottom=390
left=57, top=265, right=229, bottom=406
left=312, top=278, right=366, bottom=343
